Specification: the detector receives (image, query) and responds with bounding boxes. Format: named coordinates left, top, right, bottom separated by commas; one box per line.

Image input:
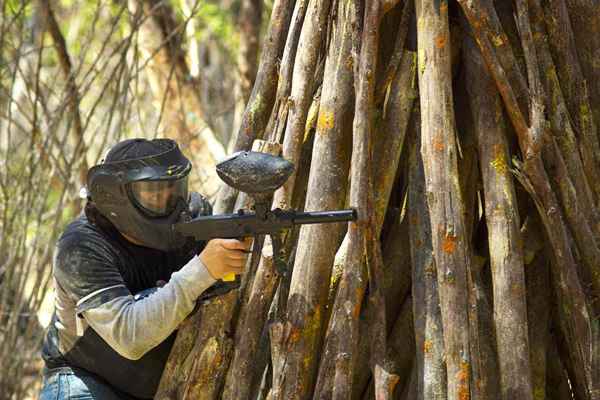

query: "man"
left=39, top=138, right=250, bottom=399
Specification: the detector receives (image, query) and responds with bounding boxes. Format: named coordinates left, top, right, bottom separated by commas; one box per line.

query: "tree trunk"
left=415, top=1, right=472, bottom=398
left=408, top=118, right=447, bottom=400
left=464, top=35, right=532, bottom=400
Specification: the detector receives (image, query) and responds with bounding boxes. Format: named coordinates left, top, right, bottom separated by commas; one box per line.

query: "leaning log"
left=408, top=120, right=447, bottom=400
left=415, top=1, right=472, bottom=398
left=464, top=36, right=533, bottom=400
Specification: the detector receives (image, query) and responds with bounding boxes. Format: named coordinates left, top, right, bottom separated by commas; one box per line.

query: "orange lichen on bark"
left=442, top=234, right=457, bottom=253
left=457, top=360, right=471, bottom=400
left=411, top=215, right=420, bottom=225
left=435, top=34, right=447, bottom=49
left=289, top=326, right=302, bottom=343
left=388, top=374, right=400, bottom=393
left=433, top=136, right=445, bottom=152
left=346, top=55, right=353, bottom=71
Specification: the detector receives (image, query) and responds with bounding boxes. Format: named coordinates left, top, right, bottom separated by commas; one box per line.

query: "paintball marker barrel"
left=173, top=208, right=357, bottom=241
left=289, top=209, right=357, bottom=224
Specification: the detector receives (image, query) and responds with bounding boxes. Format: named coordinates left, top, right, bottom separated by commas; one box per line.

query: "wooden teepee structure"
left=156, top=0, right=600, bottom=399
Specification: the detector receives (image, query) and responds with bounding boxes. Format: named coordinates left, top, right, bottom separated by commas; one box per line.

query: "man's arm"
left=83, top=255, right=215, bottom=360
left=82, top=238, right=250, bottom=360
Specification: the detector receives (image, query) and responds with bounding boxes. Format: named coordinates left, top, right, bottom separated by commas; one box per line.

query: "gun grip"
left=222, top=273, right=236, bottom=282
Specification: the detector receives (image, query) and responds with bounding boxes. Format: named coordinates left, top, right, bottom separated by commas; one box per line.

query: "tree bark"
left=351, top=209, right=413, bottom=400
left=545, top=336, right=573, bottom=400
left=408, top=114, right=447, bottom=400
left=224, top=1, right=350, bottom=394
left=269, top=0, right=356, bottom=396
left=307, top=3, right=361, bottom=398
left=315, top=44, right=417, bottom=400
left=542, top=0, right=600, bottom=204
left=523, top=215, right=550, bottom=400
left=155, top=291, right=237, bottom=400
left=464, top=36, right=533, bottom=400
left=563, top=0, right=600, bottom=148
left=459, top=0, right=598, bottom=396
left=415, top=1, right=472, bottom=398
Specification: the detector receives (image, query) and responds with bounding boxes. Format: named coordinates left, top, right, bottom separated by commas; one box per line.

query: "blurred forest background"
left=2, top=0, right=600, bottom=399
left=0, top=0, right=266, bottom=397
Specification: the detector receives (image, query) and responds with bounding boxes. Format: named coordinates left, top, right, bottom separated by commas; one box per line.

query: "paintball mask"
left=87, top=138, right=194, bottom=251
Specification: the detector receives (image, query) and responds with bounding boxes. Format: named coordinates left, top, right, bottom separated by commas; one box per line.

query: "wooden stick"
left=415, top=1, right=472, bottom=398
left=543, top=0, right=600, bottom=203
left=523, top=215, right=550, bottom=400
left=264, top=0, right=310, bottom=144
left=225, top=1, right=344, bottom=396
left=408, top=117, right=447, bottom=400
left=273, top=0, right=333, bottom=213
left=464, top=36, right=533, bottom=400
left=317, top=47, right=416, bottom=400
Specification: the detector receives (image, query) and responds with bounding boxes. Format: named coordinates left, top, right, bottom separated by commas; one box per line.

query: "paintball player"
left=39, top=138, right=250, bottom=399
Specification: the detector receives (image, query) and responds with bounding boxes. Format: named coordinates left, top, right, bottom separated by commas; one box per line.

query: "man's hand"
left=199, top=238, right=252, bottom=280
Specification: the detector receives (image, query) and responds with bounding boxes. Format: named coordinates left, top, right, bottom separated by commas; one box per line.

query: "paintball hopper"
left=180, top=150, right=356, bottom=289
left=216, top=151, right=294, bottom=194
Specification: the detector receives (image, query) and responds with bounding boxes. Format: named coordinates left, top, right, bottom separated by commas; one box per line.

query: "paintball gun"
left=173, top=151, right=357, bottom=300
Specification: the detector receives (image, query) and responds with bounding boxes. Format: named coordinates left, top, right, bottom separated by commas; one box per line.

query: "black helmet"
left=87, top=138, right=193, bottom=251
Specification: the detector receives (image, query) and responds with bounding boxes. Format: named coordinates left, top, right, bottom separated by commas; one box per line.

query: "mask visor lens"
left=130, top=177, right=188, bottom=217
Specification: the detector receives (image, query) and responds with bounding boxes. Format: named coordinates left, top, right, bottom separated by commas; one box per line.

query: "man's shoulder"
left=58, top=215, right=115, bottom=250
left=54, top=215, right=122, bottom=273
left=61, top=214, right=101, bottom=237
left=53, top=215, right=128, bottom=301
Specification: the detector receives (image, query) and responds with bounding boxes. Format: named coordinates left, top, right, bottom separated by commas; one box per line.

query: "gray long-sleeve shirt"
left=83, top=255, right=215, bottom=360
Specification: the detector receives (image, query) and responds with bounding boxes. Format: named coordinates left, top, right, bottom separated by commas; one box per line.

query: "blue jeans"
left=39, top=367, right=136, bottom=400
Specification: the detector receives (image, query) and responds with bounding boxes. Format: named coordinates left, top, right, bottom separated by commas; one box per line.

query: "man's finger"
left=225, top=263, right=245, bottom=272
left=225, top=259, right=247, bottom=269
left=227, top=258, right=246, bottom=268
left=227, top=251, right=249, bottom=261
left=220, top=238, right=250, bottom=250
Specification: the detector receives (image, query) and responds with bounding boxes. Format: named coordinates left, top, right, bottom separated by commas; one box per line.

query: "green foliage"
left=199, top=3, right=238, bottom=50
left=179, top=0, right=239, bottom=59
left=58, top=1, right=103, bottom=55
left=4, top=0, right=33, bottom=19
